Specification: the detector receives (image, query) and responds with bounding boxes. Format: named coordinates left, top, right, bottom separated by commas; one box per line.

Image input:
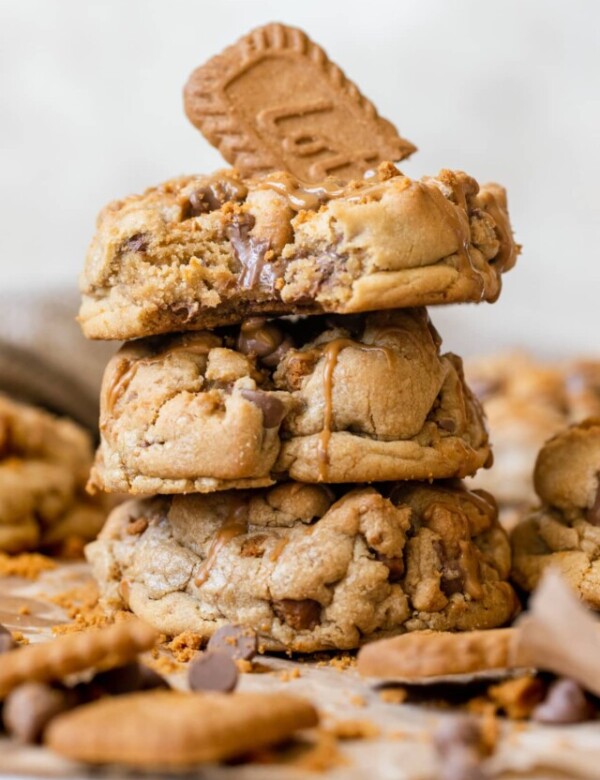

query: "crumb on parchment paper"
left=0, top=552, right=56, bottom=579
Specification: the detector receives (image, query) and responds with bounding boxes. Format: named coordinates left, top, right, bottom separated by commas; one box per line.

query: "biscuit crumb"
left=292, top=730, right=348, bottom=772
left=349, top=694, right=366, bottom=708
left=326, top=719, right=380, bottom=740
left=279, top=667, right=301, bottom=682
left=11, top=631, right=29, bottom=645
left=0, top=552, right=56, bottom=579
left=235, top=659, right=253, bottom=673
left=379, top=687, right=408, bottom=705
left=164, top=631, right=204, bottom=662
left=17, top=605, right=31, bottom=616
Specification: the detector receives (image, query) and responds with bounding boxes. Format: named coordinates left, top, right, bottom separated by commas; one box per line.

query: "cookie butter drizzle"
left=316, top=339, right=394, bottom=480
left=195, top=501, right=248, bottom=586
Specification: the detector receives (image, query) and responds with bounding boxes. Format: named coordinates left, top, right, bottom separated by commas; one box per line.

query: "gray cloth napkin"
left=0, top=288, right=115, bottom=430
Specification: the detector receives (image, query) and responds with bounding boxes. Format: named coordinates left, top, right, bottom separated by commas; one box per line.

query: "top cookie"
left=79, top=164, right=518, bottom=340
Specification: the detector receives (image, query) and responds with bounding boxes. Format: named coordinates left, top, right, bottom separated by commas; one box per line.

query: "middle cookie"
left=90, top=309, right=490, bottom=493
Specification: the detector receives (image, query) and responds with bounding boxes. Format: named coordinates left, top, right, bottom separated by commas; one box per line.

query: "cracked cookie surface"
left=79, top=164, right=518, bottom=341
left=90, top=309, right=490, bottom=493
left=86, top=481, right=517, bottom=652
left=511, top=419, right=600, bottom=606
left=0, top=395, right=107, bottom=553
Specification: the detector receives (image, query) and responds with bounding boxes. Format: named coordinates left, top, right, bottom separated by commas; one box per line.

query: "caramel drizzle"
left=195, top=503, right=248, bottom=587
left=416, top=180, right=477, bottom=278
left=258, top=173, right=348, bottom=212
left=317, top=338, right=394, bottom=481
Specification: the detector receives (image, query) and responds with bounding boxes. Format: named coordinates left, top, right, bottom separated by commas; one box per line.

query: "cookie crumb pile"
left=75, top=22, right=520, bottom=654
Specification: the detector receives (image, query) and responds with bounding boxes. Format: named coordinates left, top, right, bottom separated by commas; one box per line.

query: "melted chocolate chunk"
left=237, top=318, right=293, bottom=367
left=121, top=233, right=149, bottom=253
left=207, top=624, right=257, bottom=662
left=186, top=179, right=248, bottom=217
left=240, top=389, right=286, bottom=428
left=188, top=651, right=238, bottom=693
left=272, top=598, right=321, bottom=631
left=227, top=215, right=273, bottom=289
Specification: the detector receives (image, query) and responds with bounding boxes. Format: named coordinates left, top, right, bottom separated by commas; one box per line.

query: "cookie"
left=511, top=419, right=600, bottom=605
left=86, top=481, right=517, bottom=652
left=465, top=354, right=600, bottom=518
left=45, top=689, right=318, bottom=766
left=184, top=22, right=416, bottom=181
left=89, top=309, right=490, bottom=494
left=357, top=627, right=519, bottom=679
left=0, top=619, right=157, bottom=699
left=0, top=395, right=107, bottom=553
left=78, top=164, right=517, bottom=341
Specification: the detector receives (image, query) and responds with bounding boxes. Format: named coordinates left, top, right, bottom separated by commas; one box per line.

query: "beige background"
left=1, top=0, right=599, bottom=357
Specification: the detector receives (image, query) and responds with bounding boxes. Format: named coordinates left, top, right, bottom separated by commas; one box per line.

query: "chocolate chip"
left=139, top=664, right=170, bottom=691
left=188, top=651, right=238, bottom=693
left=272, top=599, right=321, bottom=631
left=91, top=662, right=143, bottom=695
left=2, top=683, right=74, bottom=743
left=122, top=233, right=148, bottom=253
left=587, top=477, right=600, bottom=526
left=438, top=418, right=457, bottom=433
left=532, top=678, right=595, bottom=724
left=433, top=717, right=488, bottom=780
left=376, top=553, right=404, bottom=581
left=237, top=319, right=293, bottom=367
left=207, top=624, right=257, bottom=662
left=0, top=623, right=16, bottom=653
left=240, top=389, right=286, bottom=428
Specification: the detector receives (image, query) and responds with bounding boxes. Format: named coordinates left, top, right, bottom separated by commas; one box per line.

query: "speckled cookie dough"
left=89, top=309, right=490, bottom=493
left=86, top=480, right=518, bottom=652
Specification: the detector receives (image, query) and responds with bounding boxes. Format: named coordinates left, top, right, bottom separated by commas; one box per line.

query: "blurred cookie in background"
left=0, top=394, right=108, bottom=555
left=465, top=352, right=600, bottom=529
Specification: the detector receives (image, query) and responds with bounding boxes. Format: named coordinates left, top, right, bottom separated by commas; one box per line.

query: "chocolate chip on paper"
left=532, top=678, right=595, bottom=724
left=207, top=624, right=257, bottom=662
left=188, top=651, right=238, bottom=693
left=0, top=623, right=16, bottom=653
left=2, top=682, right=75, bottom=744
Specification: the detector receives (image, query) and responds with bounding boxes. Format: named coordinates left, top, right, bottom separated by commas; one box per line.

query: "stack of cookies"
left=81, top=24, right=520, bottom=651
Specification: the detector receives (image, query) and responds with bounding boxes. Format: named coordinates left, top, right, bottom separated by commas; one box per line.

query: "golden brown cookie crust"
left=78, top=165, right=518, bottom=341
left=90, top=310, right=490, bottom=494
left=0, top=395, right=106, bottom=553
left=87, top=481, right=517, bottom=652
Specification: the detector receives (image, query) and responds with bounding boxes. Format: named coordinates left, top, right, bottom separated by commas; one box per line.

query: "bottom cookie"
left=87, top=481, right=518, bottom=652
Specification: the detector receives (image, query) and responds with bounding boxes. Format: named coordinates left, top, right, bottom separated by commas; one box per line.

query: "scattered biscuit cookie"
left=0, top=619, right=157, bottom=699
left=90, top=310, right=490, bottom=493
left=45, top=690, right=318, bottom=767
left=86, top=481, right=517, bottom=652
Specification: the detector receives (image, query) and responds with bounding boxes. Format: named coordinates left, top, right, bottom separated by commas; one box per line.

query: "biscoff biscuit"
left=357, top=628, right=520, bottom=680
left=0, top=619, right=157, bottom=698
left=45, top=689, right=319, bottom=766
left=184, top=23, right=415, bottom=182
